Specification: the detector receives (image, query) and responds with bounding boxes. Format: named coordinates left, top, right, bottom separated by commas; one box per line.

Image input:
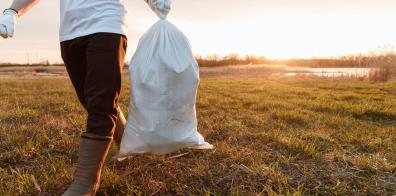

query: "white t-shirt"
left=59, top=0, right=128, bottom=42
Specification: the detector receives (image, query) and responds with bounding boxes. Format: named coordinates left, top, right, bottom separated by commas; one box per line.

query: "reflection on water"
left=283, top=67, right=375, bottom=77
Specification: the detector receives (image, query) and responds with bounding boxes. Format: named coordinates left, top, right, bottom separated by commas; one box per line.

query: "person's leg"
left=63, top=133, right=112, bottom=196
left=84, top=33, right=127, bottom=138
left=61, top=35, right=125, bottom=146
left=60, top=37, right=88, bottom=108
left=114, top=106, right=126, bottom=146
left=62, top=33, right=127, bottom=196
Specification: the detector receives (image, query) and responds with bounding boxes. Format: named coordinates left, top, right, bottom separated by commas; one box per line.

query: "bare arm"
left=10, top=0, right=40, bottom=16
left=0, top=0, right=39, bottom=38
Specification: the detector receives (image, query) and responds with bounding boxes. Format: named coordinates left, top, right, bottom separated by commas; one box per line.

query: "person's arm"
left=10, top=0, right=40, bottom=16
left=0, top=0, right=40, bottom=38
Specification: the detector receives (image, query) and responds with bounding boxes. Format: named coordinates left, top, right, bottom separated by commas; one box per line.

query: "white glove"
left=146, top=0, right=171, bottom=19
left=0, top=9, right=18, bottom=39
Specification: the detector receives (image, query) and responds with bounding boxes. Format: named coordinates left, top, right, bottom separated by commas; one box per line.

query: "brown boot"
left=62, top=133, right=112, bottom=196
left=114, top=109, right=126, bottom=148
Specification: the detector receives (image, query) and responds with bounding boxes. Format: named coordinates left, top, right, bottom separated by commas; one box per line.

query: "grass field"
left=1, top=72, right=396, bottom=195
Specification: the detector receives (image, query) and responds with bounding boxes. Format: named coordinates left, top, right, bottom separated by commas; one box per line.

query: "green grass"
left=0, top=76, right=395, bottom=195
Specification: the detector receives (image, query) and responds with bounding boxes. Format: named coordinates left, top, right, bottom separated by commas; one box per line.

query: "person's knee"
left=86, top=111, right=118, bottom=137
left=77, top=96, right=88, bottom=109
left=83, top=75, right=121, bottom=136
left=85, top=96, right=119, bottom=137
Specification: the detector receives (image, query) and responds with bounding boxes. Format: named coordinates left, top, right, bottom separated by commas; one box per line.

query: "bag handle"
left=146, top=0, right=172, bottom=20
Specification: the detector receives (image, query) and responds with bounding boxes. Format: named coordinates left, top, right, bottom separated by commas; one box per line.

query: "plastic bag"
left=119, top=11, right=213, bottom=156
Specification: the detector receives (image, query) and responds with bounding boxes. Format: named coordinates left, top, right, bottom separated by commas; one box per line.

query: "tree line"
left=196, top=53, right=396, bottom=68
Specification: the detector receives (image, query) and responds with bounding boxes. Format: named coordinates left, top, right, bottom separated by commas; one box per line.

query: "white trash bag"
left=119, top=0, right=213, bottom=156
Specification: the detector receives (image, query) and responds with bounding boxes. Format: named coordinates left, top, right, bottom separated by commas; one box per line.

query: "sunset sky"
left=0, top=0, right=396, bottom=63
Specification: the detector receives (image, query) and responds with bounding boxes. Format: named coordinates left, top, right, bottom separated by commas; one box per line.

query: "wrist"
left=4, top=8, right=18, bottom=16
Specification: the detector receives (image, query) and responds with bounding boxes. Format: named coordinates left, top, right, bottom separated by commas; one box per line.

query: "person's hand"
left=145, top=0, right=171, bottom=19
left=0, top=9, right=18, bottom=39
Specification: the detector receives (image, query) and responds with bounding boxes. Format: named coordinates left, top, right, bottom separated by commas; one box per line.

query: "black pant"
left=61, top=33, right=127, bottom=137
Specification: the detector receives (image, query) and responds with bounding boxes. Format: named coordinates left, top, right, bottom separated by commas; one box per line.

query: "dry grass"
left=0, top=73, right=396, bottom=195
left=369, top=65, right=396, bottom=83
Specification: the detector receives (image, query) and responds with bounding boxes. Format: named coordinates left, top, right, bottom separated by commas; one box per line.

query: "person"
left=0, top=0, right=169, bottom=195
